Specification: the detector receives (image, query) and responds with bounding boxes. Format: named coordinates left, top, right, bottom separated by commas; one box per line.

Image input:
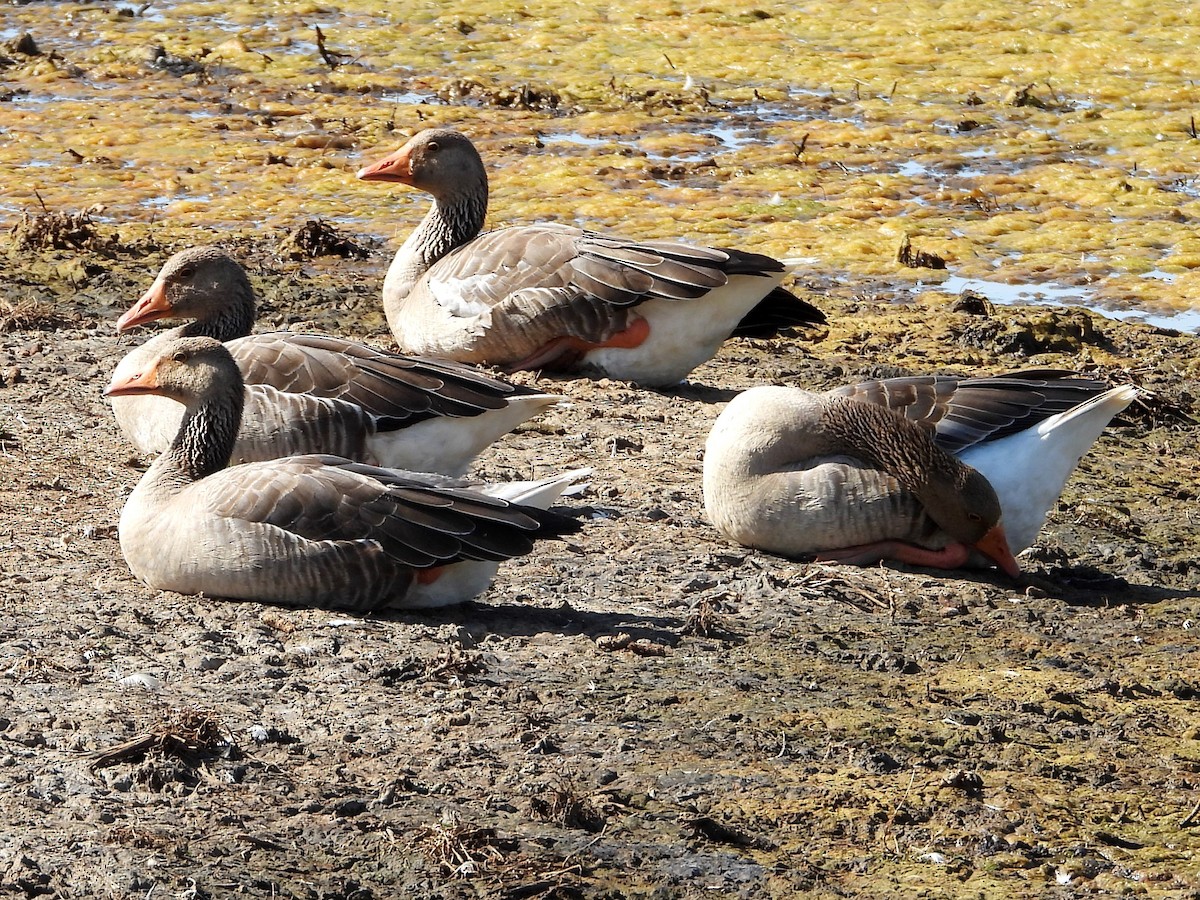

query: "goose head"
left=105, top=336, right=241, bottom=407
left=921, top=462, right=1021, bottom=578
left=356, top=128, right=487, bottom=200
left=117, top=247, right=255, bottom=336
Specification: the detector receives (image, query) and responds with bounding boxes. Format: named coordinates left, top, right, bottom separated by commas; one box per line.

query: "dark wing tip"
left=733, top=287, right=826, bottom=337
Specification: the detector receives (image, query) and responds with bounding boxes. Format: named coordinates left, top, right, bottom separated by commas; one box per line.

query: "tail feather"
left=733, top=286, right=826, bottom=337
left=1038, top=385, right=1138, bottom=441
left=479, top=468, right=592, bottom=540
left=482, top=467, right=593, bottom=508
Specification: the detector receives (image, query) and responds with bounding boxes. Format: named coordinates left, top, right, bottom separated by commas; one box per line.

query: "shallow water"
left=938, top=274, right=1200, bottom=332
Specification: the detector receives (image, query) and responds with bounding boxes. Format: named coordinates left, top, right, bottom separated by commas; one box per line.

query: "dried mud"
left=1, top=238, right=1198, bottom=899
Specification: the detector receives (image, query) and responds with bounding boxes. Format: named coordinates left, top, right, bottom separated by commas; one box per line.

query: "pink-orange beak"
left=973, top=524, right=1022, bottom=579
left=356, top=145, right=415, bottom=183
left=116, top=277, right=172, bottom=333
left=104, top=360, right=162, bottom=398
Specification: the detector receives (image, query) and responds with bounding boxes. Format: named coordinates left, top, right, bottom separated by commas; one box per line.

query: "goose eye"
left=968, top=512, right=984, bottom=523
left=426, top=140, right=440, bottom=153
left=171, top=351, right=187, bottom=362
left=177, top=266, right=196, bottom=279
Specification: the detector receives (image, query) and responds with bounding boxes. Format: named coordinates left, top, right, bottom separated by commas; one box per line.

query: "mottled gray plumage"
left=357, top=128, right=825, bottom=386
left=110, top=246, right=557, bottom=473
left=704, top=387, right=1008, bottom=561
left=704, top=372, right=1135, bottom=573
left=107, top=337, right=584, bottom=611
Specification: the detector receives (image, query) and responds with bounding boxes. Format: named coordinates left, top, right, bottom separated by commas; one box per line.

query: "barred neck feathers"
left=167, top=375, right=245, bottom=480
left=818, top=396, right=963, bottom=494
left=816, top=395, right=1004, bottom=548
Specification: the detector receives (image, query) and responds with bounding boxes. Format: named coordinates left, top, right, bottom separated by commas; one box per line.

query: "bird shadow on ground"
left=661, top=381, right=741, bottom=404
left=379, top=600, right=687, bottom=645
left=1028, top=567, right=1200, bottom=607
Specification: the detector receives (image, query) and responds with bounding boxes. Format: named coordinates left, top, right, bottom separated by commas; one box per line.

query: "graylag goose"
left=355, top=128, right=825, bottom=387
left=105, top=336, right=586, bottom=611
left=111, top=246, right=559, bottom=474
left=703, top=373, right=1136, bottom=575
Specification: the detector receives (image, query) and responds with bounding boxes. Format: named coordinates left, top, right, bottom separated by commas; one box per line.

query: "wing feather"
left=200, top=456, right=575, bottom=568
left=831, top=372, right=1112, bottom=453
left=226, top=333, right=531, bottom=422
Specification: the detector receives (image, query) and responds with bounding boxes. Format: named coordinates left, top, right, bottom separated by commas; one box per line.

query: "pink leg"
left=814, top=540, right=972, bottom=571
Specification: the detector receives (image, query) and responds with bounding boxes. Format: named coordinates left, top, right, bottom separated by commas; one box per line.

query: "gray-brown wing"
left=225, top=333, right=532, bottom=421
left=202, top=456, right=574, bottom=567
left=829, top=370, right=1112, bottom=453
left=426, top=223, right=788, bottom=312
left=424, top=225, right=583, bottom=316
left=572, top=234, right=732, bottom=304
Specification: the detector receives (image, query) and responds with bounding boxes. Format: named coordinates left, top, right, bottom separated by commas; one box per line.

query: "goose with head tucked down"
left=105, top=336, right=587, bottom=611
left=111, top=246, right=559, bottom=475
left=356, top=128, right=825, bottom=387
left=703, top=372, right=1136, bottom=576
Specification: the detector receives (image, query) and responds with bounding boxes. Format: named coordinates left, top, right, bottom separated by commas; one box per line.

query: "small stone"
left=117, top=673, right=161, bottom=691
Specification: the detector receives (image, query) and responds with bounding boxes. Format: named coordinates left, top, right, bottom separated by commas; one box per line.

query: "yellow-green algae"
left=2, top=0, right=1200, bottom=318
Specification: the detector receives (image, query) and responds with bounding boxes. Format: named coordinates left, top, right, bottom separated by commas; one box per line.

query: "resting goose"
left=703, top=372, right=1136, bottom=574
left=827, top=371, right=1137, bottom=554
left=105, top=336, right=587, bottom=611
left=111, top=246, right=559, bottom=474
left=356, top=128, right=825, bottom=387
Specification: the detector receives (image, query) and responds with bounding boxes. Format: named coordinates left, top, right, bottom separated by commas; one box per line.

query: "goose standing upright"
left=356, top=128, right=825, bottom=387
left=106, top=336, right=586, bottom=611
left=703, top=372, right=1136, bottom=574
left=111, top=246, right=559, bottom=474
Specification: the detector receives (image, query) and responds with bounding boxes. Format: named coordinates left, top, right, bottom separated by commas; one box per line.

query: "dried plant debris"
left=278, top=218, right=371, bottom=259
left=4, top=651, right=74, bottom=683
left=594, top=632, right=671, bottom=656
left=645, top=159, right=719, bottom=181
left=1005, top=82, right=1057, bottom=109
left=411, top=816, right=587, bottom=896
left=1103, top=381, right=1198, bottom=430
left=9, top=207, right=120, bottom=254
left=313, top=25, right=349, bottom=70
left=370, top=644, right=486, bottom=686
left=146, top=45, right=205, bottom=76
left=439, top=78, right=567, bottom=112
left=529, top=778, right=607, bottom=833
left=90, top=707, right=234, bottom=773
left=956, top=308, right=1111, bottom=356
left=679, top=597, right=732, bottom=638
left=950, top=290, right=994, bottom=317
left=896, top=234, right=946, bottom=269
left=411, top=820, right=519, bottom=878
left=684, top=814, right=776, bottom=851
left=0, top=297, right=79, bottom=333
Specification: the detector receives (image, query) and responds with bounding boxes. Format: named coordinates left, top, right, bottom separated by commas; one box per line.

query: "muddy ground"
left=0, top=235, right=1199, bottom=900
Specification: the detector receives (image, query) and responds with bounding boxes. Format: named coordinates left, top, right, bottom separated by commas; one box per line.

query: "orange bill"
left=973, top=524, right=1022, bottom=579
left=356, top=145, right=414, bottom=183
left=103, top=360, right=162, bottom=397
left=116, top=277, right=172, bottom=332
